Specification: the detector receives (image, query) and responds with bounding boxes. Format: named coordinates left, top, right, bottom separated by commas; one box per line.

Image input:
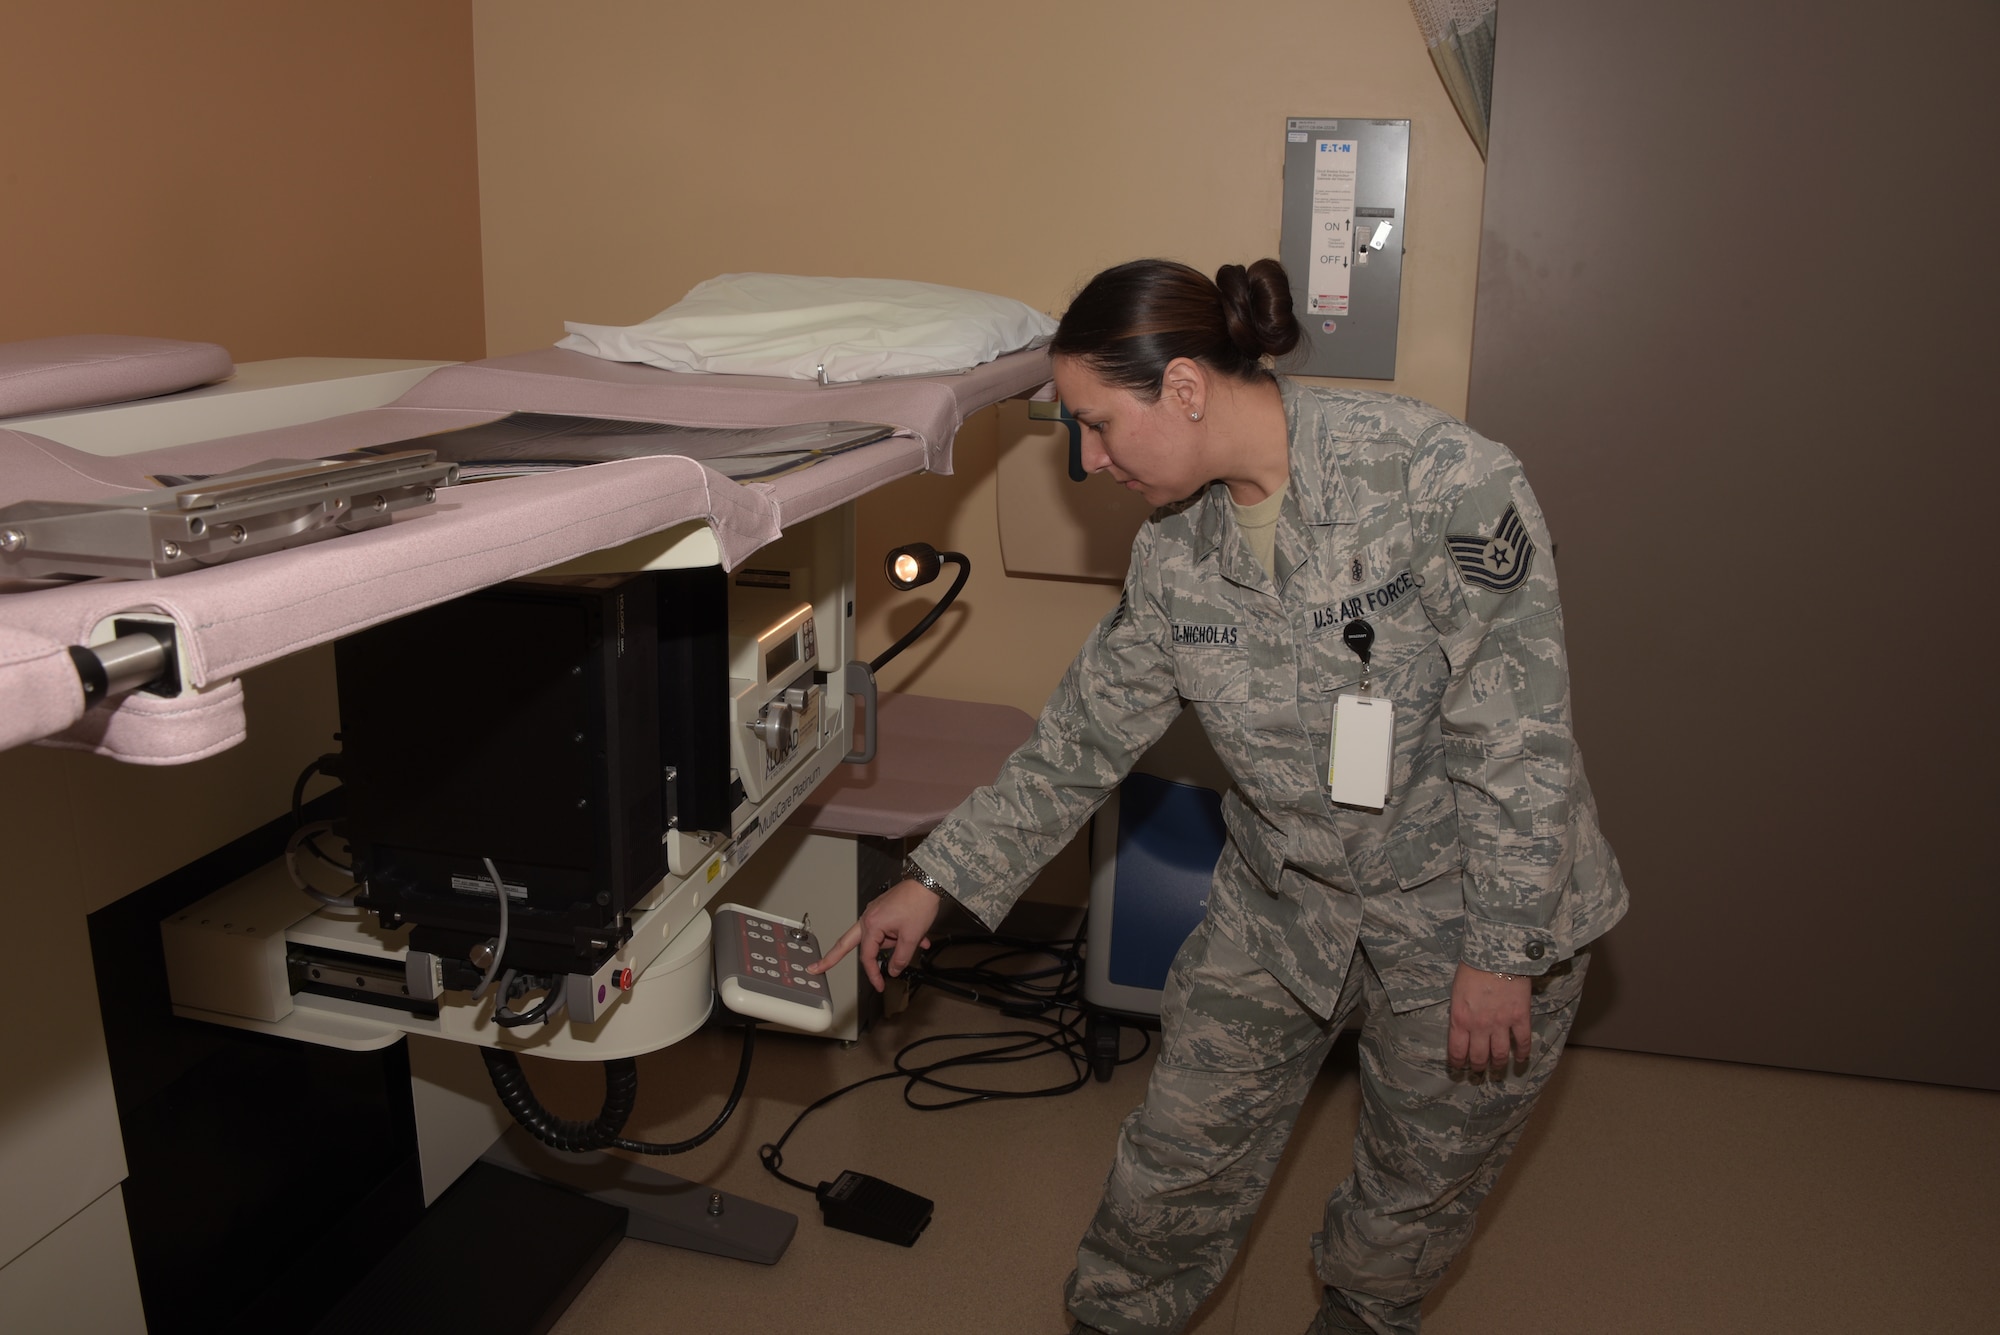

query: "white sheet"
left=558, top=273, right=1055, bottom=384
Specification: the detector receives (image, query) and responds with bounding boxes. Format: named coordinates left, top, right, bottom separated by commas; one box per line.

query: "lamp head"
left=884, top=542, right=942, bottom=591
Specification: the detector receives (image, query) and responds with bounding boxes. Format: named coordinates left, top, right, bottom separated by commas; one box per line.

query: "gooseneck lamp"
left=870, top=541, right=969, bottom=673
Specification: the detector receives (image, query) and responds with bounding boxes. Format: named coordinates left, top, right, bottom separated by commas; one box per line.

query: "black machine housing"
left=335, top=562, right=795, bottom=989
left=335, top=573, right=666, bottom=979
left=653, top=565, right=739, bottom=836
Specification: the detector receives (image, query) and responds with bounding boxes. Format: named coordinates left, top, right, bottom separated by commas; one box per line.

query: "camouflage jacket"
left=915, top=380, right=1627, bottom=1016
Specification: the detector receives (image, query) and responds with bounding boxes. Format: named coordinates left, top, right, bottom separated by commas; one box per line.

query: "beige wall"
left=472, top=0, right=1487, bottom=716
left=1, top=2, right=485, bottom=361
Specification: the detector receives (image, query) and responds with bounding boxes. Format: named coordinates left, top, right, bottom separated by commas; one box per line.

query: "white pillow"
left=557, top=273, right=1055, bottom=384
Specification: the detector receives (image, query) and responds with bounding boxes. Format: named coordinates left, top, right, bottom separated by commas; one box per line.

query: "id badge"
left=1328, top=692, right=1394, bottom=809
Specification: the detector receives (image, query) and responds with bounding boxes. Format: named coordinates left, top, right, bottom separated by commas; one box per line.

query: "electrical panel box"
left=1279, top=117, right=1411, bottom=380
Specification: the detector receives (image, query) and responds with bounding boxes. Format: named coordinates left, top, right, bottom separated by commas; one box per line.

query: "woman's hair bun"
left=1216, top=259, right=1301, bottom=361
left=1050, top=256, right=1301, bottom=397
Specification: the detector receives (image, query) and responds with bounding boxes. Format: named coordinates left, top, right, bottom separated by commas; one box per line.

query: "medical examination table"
left=0, top=341, right=1052, bottom=1332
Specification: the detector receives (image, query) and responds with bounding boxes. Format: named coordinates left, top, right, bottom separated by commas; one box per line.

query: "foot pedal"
left=815, top=1171, right=933, bottom=1247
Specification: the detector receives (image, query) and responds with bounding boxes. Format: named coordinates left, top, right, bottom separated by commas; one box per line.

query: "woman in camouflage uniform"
left=816, top=259, right=1625, bottom=1335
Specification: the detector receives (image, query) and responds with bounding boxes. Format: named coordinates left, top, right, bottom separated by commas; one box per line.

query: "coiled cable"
left=480, top=1048, right=640, bottom=1153
left=479, top=1019, right=758, bottom=1158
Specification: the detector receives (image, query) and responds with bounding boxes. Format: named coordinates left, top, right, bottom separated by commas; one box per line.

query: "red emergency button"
left=614, top=967, right=636, bottom=991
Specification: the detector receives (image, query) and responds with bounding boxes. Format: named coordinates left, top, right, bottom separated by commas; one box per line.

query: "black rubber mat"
left=311, top=1162, right=627, bottom=1335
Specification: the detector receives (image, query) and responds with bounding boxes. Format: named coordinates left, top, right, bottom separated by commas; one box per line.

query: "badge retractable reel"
left=1328, top=618, right=1393, bottom=809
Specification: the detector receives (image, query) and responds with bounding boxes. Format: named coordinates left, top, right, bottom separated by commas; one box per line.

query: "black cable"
left=869, top=553, right=970, bottom=675
left=913, top=935, right=1090, bottom=1017
left=478, top=1019, right=760, bottom=1159
left=757, top=933, right=1152, bottom=1195
left=613, top=1020, right=758, bottom=1156
left=290, top=754, right=326, bottom=820
left=492, top=971, right=562, bottom=1028
left=290, top=753, right=352, bottom=873
left=481, top=1048, right=639, bottom=1153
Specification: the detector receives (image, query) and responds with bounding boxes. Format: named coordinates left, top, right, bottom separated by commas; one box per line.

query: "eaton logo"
left=1318, top=142, right=1353, bottom=153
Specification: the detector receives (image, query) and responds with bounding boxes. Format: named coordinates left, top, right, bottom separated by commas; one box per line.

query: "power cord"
left=757, top=932, right=1150, bottom=1195
left=480, top=1017, right=758, bottom=1157
left=290, top=754, right=351, bottom=873
left=612, top=1018, right=757, bottom=1156
left=471, top=856, right=511, bottom=1002
left=286, top=753, right=360, bottom=907
left=283, top=821, right=359, bottom=907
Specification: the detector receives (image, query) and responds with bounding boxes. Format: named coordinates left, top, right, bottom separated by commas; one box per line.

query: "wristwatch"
left=900, top=856, right=948, bottom=898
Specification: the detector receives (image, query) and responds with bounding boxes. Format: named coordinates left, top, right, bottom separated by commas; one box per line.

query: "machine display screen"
left=765, top=635, right=799, bottom=680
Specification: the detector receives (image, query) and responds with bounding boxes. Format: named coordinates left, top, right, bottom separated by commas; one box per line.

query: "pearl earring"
left=1189, top=411, right=1202, bottom=421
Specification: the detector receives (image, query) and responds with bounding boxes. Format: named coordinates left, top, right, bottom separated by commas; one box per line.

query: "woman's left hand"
left=1447, top=963, right=1534, bottom=1072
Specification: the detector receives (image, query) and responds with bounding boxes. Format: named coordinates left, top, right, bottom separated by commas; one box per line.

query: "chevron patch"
left=1446, top=503, right=1534, bottom=593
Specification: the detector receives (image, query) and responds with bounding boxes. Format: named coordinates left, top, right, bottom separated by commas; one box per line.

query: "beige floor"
left=540, top=987, right=2000, bottom=1335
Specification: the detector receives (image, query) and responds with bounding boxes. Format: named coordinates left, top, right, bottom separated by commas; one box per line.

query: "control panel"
left=727, top=588, right=826, bottom=804
left=711, top=903, right=833, bottom=1033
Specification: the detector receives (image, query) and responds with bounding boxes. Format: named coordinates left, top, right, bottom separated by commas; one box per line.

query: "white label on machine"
left=450, top=874, right=527, bottom=901
left=1308, top=140, right=1358, bottom=315
left=1327, top=692, right=1393, bottom=809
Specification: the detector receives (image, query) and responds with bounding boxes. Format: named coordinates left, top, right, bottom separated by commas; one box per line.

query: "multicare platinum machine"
left=0, top=341, right=1053, bottom=1331
left=162, top=506, right=864, bottom=1061
left=157, top=504, right=870, bottom=1266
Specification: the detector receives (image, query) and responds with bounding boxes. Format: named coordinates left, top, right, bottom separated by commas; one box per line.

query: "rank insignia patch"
left=1446, top=504, right=1534, bottom=593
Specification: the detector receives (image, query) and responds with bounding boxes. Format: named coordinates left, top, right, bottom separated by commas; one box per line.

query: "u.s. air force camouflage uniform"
left=911, top=380, right=1627, bottom=1334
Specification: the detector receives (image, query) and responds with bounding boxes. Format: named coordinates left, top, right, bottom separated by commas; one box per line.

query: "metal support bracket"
left=1028, top=399, right=1087, bottom=481
left=842, top=660, right=877, bottom=764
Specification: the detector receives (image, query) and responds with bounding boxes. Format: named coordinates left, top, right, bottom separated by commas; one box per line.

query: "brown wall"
left=1, top=1, right=485, bottom=361
left=2, top=2, right=486, bottom=1297
left=1467, top=0, right=1998, bottom=1087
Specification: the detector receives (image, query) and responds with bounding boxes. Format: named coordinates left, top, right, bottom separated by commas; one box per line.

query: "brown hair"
left=1050, top=259, right=1300, bottom=399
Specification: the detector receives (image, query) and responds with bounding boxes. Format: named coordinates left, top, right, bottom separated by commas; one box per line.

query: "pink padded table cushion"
left=0, top=335, right=234, bottom=417
left=792, top=692, right=1036, bottom=839
left=0, top=347, right=1052, bottom=764
left=0, top=625, right=85, bottom=755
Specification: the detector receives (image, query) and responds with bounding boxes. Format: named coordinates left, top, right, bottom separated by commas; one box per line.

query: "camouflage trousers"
left=1065, top=918, right=1588, bottom=1335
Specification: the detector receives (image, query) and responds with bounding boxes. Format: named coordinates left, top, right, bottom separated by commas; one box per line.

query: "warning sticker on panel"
left=1308, top=140, right=1357, bottom=315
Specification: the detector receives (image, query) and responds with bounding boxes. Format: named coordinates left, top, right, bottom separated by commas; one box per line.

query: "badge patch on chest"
left=1446, top=504, right=1534, bottom=594
left=1171, top=622, right=1241, bottom=646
